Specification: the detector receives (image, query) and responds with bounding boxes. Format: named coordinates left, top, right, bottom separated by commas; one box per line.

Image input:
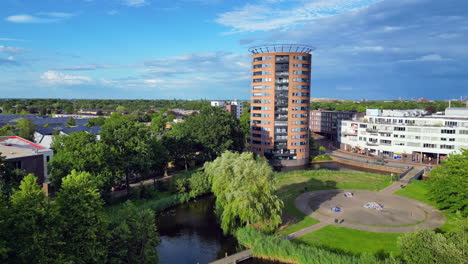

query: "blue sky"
left=1, top=0, right=467, bottom=100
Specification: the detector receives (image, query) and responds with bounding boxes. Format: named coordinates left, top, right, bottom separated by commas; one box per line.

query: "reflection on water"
left=156, top=196, right=285, bottom=264
left=157, top=196, right=241, bottom=264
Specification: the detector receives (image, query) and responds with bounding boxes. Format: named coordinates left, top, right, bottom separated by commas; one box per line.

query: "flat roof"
left=0, top=136, right=50, bottom=159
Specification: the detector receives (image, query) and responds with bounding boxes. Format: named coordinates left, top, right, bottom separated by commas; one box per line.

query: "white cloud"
left=53, top=64, right=112, bottom=71
left=353, top=46, right=384, bottom=52
left=0, top=38, right=24, bottom=41
left=383, top=26, right=403, bottom=32
left=5, top=12, right=73, bottom=23
left=123, top=0, right=149, bottom=7
left=419, top=54, right=448, bottom=61
left=398, top=54, right=453, bottom=63
left=215, top=0, right=384, bottom=33
left=436, top=33, right=461, bottom=39
left=40, top=71, right=93, bottom=85
left=0, top=45, right=26, bottom=54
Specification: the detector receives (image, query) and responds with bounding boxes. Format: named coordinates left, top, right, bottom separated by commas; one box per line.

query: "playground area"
left=307, top=190, right=434, bottom=228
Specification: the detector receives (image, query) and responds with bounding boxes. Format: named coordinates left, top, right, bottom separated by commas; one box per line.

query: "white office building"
left=338, top=108, right=468, bottom=164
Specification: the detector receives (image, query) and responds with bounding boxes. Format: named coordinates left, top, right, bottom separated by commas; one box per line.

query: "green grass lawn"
left=280, top=216, right=319, bottom=235
left=395, top=180, right=464, bottom=232
left=296, top=225, right=402, bottom=255
left=275, top=169, right=392, bottom=234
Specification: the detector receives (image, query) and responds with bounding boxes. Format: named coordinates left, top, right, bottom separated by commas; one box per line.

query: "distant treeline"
left=0, top=99, right=211, bottom=115
left=310, top=100, right=466, bottom=113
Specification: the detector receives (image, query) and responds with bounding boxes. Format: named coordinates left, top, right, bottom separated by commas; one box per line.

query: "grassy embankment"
left=277, top=170, right=462, bottom=256
left=276, top=169, right=392, bottom=234
left=105, top=168, right=202, bottom=219
left=276, top=169, right=401, bottom=255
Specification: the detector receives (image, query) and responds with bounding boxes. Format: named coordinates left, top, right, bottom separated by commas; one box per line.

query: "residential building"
left=338, top=108, right=468, bottom=164
left=309, top=110, right=364, bottom=140
left=210, top=100, right=244, bottom=118
left=249, top=44, right=314, bottom=167
left=34, top=125, right=102, bottom=148
left=0, top=114, right=90, bottom=128
left=225, top=104, right=237, bottom=118
left=0, top=136, right=53, bottom=192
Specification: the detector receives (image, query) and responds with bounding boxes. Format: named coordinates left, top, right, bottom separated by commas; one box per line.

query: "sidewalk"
left=332, top=149, right=438, bottom=168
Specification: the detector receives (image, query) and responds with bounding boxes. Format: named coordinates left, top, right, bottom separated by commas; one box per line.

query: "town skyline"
left=1, top=0, right=467, bottom=100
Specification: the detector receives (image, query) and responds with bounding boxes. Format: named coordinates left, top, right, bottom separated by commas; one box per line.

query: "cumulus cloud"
left=40, top=71, right=93, bottom=85
left=215, top=0, right=385, bottom=33
left=5, top=12, right=74, bottom=23
left=96, top=51, right=250, bottom=96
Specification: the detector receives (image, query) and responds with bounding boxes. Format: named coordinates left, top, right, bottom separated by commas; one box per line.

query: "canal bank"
left=157, top=196, right=283, bottom=264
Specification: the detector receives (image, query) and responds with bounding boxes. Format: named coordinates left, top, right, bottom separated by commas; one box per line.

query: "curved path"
left=287, top=189, right=445, bottom=239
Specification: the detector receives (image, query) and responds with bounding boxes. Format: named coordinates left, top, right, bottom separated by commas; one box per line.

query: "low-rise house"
left=0, top=136, right=53, bottom=193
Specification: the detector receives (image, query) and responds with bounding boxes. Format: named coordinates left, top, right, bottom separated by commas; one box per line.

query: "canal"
left=156, top=162, right=389, bottom=263
left=157, top=196, right=281, bottom=264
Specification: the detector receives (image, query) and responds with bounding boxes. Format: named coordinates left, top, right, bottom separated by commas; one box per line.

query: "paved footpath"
left=379, top=167, right=424, bottom=195
left=287, top=172, right=444, bottom=237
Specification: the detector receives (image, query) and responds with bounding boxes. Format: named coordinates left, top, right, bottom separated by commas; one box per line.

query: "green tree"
left=162, top=136, right=197, bottom=171
left=100, top=117, right=153, bottom=192
left=108, top=201, right=160, bottom=264
left=55, top=171, right=109, bottom=263
left=398, top=228, right=465, bottom=264
left=0, top=155, right=27, bottom=198
left=168, top=106, right=244, bottom=161
left=0, top=124, right=15, bottom=137
left=151, top=115, right=166, bottom=134
left=0, top=197, right=8, bottom=260
left=188, top=171, right=211, bottom=198
left=148, top=138, right=169, bottom=179
left=116, top=106, right=126, bottom=113
left=429, top=149, right=468, bottom=216
left=86, top=116, right=107, bottom=127
left=239, top=105, right=251, bottom=142
left=66, top=117, right=76, bottom=127
left=7, top=174, right=63, bottom=263
left=14, top=118, right=35, bottom=141
left=49, top=132, right=116, bottom=191
left=205, top=152, right=283, bottom=234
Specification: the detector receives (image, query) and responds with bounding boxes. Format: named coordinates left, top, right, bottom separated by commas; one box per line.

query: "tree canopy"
left=429, top=149, right=468, bottom=216
left=204, top=151, right=283, bottom=234
left=167, top=106, right=244, bottom=161
left=12, top=118, right=35, bottom=141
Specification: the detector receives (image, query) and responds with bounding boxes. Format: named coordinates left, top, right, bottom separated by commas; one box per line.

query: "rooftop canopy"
left=248, top=44, right=315, bottom=55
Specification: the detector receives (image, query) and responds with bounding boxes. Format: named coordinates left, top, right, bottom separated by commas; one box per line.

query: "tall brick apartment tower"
left=249, top=44, right=314, bottom=167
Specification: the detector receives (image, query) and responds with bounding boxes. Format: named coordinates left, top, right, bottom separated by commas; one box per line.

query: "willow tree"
left=205, top=151, right=283, bottom=234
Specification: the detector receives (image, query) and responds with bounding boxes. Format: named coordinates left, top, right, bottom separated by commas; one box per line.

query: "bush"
left=312, top=155, right=333, bottom=162
left=139, top=193, right=191, bottom=212
left=398, top=228, right=465, bottom=264
left=189, top=171, right=211, bottom=198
